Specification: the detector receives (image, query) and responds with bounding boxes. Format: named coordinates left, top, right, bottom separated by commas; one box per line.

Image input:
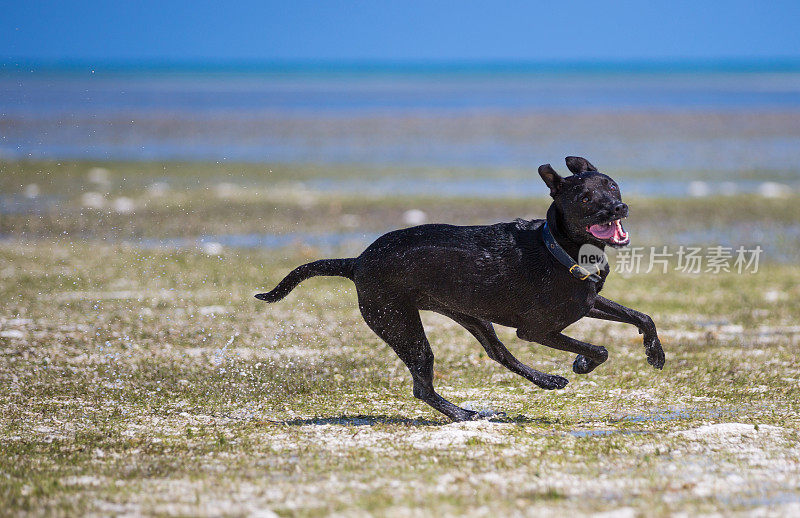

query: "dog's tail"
left=255, top=258, right=356, bottom=303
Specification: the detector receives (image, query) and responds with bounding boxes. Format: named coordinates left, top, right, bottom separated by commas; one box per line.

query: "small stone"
left=402, top=209, right=427, bottom=226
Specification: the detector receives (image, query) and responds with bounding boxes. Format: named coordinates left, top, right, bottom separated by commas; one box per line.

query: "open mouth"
left=587, top=219, right=630, bottom=246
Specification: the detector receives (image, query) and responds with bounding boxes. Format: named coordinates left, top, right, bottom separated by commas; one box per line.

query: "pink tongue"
left=589, top=222, right=617, bottom=239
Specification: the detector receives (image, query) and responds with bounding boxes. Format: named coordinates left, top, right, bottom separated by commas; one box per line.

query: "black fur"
left=255, top=259, right=354, bottom=302
left=256, top=157, right=665, bottom=422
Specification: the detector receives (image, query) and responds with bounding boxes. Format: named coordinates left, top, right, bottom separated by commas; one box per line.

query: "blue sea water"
left=2, top=63, right=800, bottom=175
left=3, top=67, right=800, bottom=113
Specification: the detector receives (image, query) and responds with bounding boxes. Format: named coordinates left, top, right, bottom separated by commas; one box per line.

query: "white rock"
left=592, top=508, right=636, bottom=518
left=113, top=197, right=135, bottom=214
left=147, top=182, right=169, bottom=196
left=0, top=329, right=25, bottom=339
left=402, top=209, right=427, bottom=226
left=202, top=242, right=224, bottom=255
left=199, top=305, right=229, bottom=315
left=687, top=181, right=710, bottom=197
left=24, top=184, right=40, bottom=198
left=215, top=182, right=238, bottom=197
left=87, top=167, right=110, bottom=185
left=6, top=318, right=32, bottom=326
left=61, top=475, right=102, bottom=486
left=82, top=192, right=105, bottom=209
left=674, top=422, right=784, bottom=440
left=758, top=182, right=791, bottom=198
left=763, top=289, right=786, bottom=303
left=406, top=420, right=507, bottom=449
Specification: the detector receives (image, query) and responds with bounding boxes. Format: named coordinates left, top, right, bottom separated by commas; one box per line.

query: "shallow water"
left=0, top=219, right=770, bottom=264
left=121, top=220, right=800, bottom=264
left=568, top=429, right=649, bottom=438
left=5, top=68, right=800, bottom=114
left=3, top=68, right=800, bottom=175
left=0, top=194, right=62, bottom=215
left=132, top=231, right=380, bottom=255
left=307, top=176, right=792, bottom=199
left=619, top=406, right=742, bottom=423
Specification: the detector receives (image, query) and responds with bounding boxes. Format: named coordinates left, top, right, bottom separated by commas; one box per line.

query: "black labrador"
left=256, top=157, right=665, bottom=421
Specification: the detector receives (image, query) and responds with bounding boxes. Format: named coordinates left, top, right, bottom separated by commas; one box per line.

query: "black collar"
left=542, top=222, right=603, bottom=283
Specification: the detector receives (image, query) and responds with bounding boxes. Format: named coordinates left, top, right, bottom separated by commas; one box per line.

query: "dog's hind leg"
left=358, top=295, right=477, bottom=422
left=436, top=310, right=568, bottom=390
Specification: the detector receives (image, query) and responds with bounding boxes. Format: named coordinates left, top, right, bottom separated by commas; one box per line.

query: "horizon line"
left=3, top=57, right=800, bottom=74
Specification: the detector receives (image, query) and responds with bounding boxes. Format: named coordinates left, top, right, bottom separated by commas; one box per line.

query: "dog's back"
left=351, top=220, right=563, bottom=326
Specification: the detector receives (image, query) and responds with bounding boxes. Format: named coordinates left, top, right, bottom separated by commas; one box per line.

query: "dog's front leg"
left=516, top=328, right=609, bottom=374
left=589, top=296, right=665, bottom=370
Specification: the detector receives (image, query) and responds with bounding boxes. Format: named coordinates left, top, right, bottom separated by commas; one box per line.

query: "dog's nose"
left=613, top=203, right=628, bottom=217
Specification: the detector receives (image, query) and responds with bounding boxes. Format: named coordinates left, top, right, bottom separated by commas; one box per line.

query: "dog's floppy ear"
left=538, top=164, right=563, bottom=197
left=565, top=156, right=598, bottom=174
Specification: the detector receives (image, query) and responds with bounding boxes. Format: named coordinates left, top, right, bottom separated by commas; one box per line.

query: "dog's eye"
left=581, top=196, right=590, bottom=203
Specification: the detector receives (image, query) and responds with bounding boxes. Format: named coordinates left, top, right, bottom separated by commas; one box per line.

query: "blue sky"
left=2, top=1, right=799, bottom=63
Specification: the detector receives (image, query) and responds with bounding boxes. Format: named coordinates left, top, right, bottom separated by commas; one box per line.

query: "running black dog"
left=256, top=157, right=665, bottom=421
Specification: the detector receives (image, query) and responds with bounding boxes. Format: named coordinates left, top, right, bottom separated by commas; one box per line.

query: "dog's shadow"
left=276, top=414, right=559, bottom=427
left=279, top=415, right=440, bottom=427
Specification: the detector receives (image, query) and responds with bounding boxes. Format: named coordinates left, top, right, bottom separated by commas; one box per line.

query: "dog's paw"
left=573, top=354, right=599, bottom=374
left=536, top=374, right=569, bottom=390
left=644, top=335, right=666, bottom=370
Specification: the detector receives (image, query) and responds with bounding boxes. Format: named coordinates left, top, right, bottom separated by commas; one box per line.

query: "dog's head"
left=539, top=156, right=630, bottom=248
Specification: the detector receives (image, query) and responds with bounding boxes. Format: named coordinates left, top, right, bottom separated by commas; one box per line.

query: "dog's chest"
left=518, top=267, right=601, bottom=328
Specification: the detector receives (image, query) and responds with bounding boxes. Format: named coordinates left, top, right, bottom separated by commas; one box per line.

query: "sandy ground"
left=2, top=162, right=800, bottom=516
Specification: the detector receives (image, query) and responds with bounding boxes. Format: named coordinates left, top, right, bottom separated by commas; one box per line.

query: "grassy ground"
left=2, top=161, right=800, bottom=516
